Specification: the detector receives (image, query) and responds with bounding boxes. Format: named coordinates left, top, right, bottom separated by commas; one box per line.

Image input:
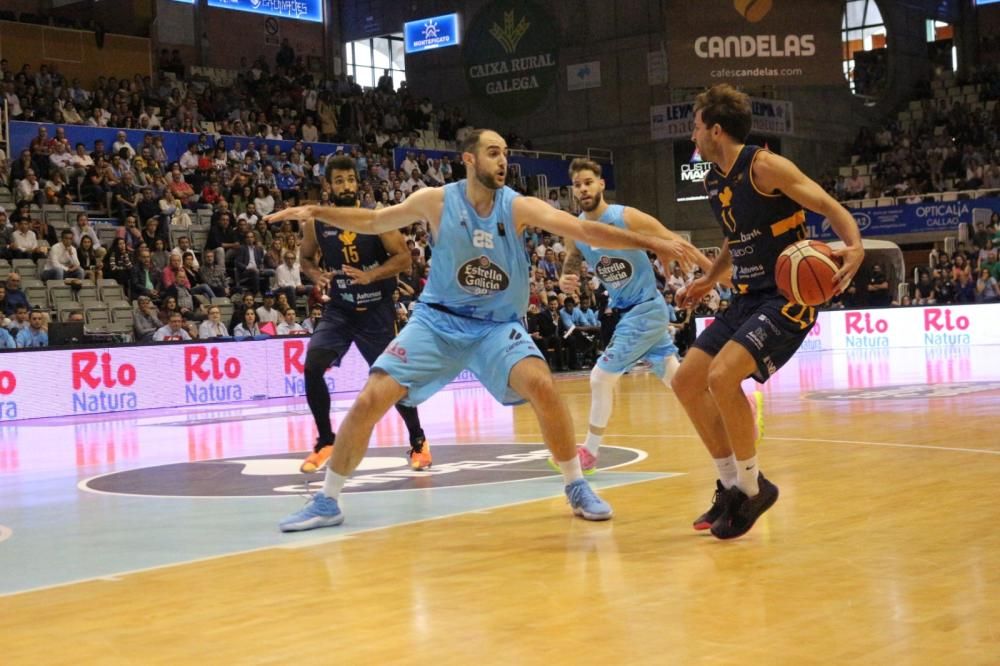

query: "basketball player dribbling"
left=673, top=84, right=864, bottom=539
left=266, top=129, right=705, bottom=532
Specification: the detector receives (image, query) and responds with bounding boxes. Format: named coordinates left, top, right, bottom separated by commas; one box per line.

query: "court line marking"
left=613, top=434, right=1000, bottom=456
left=0, top=473, right=676, bottom=599
left=74, top=444, right=650, bottom=499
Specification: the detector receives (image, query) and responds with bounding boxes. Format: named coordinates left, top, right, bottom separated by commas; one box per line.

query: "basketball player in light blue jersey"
left=266, top=129, right=704, bottom=531
left=555, top=158, right=715, bottom=473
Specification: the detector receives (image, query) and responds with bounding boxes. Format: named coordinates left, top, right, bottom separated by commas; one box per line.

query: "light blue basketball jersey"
left=575, top=205, right=659, bottom=309
left=420, top=181, right=528, bottom=322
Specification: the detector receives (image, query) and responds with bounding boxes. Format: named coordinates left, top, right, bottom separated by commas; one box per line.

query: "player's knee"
left=305, top=348, right=338, bottom=377
left=520, top=367, right=557, bottom=402
left=589, top=366, right=618, bottom=393
left=706, top=358, right=738, bottom=396
left=670, top=362, right=698, bottom=399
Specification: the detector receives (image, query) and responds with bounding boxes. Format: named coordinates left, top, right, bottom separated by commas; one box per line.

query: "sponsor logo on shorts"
left=746, top=327, right=767, bottom=350
left=457, top=255, right=510, bottom=295
left=386, top=341, right=408, bottom=363
left=762, top=355, right=778, bottom=376
left=80, top=444, right=645, bottom=497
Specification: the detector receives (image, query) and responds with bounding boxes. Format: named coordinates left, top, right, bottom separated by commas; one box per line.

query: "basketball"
left=733, top=0, right=773, bottom=23
left=775, top=240, right=842, bottom=306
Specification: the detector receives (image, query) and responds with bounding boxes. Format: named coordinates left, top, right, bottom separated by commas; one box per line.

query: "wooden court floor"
left=2, top=347, right=999, bottom=665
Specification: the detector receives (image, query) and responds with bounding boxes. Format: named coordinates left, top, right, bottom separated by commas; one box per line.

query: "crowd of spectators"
left=824, top=64, right=1000, bottom=203
left=0, top=48, right=555, bottom=350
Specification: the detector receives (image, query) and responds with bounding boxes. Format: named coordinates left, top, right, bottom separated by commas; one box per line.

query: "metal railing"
left=839, top=187, right=1000, bottom=209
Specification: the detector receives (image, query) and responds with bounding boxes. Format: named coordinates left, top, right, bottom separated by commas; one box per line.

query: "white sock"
left=735, top=455, right=760, bottom=497
left=583, top=431, right=603, bottom=456
left=714, top=454, right=738, bottom=489
left=322, top=467, right=347, bottom=499
left=558, top=456, right=584, bottom=485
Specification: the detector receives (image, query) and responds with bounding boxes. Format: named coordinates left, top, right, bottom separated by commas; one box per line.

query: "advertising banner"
left=806, top=198, right=1000, bottom=240
left=694, top=303, right=1000, bottom=352
left=666, top=0, right=843, bottom=87
left=652, top=97, right=795, bottom=141
left=405, top=13, right=461, bottom=54
left=170, top=0, right=323, bottom=23
left=463, top=0, right=559, bottom=116
left=0, top=339, right=480, bottom=422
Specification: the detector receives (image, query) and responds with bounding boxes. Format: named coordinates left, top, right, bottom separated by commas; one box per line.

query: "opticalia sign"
left=695, top=302, right=1000, bottom=353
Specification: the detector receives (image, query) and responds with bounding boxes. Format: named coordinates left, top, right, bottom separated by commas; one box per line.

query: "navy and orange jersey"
left=314, top=220, right=395, bottom=310
left=703, top=145, right=807, bottom=295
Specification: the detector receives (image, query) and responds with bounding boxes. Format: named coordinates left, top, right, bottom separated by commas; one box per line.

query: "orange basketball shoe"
left=407, top=439, right=432, bottom=471
left=300, top=441, right=333, bottom=474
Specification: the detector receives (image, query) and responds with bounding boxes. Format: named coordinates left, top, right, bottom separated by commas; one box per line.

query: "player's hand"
left=650, top=238, right=703, bottom=275
left=309, top=270, right=334, bottom=291
left=831, top=243, right=864, bottom=294
left=559, top=274, right=580, bottom=295
left=265, top=206, right=310, bottom=224
left=341, top=265, right=373, bottom=285
left=677, top=276, right=713, bottom=309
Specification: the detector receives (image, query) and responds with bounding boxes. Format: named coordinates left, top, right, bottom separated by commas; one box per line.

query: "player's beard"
left=333, top=190, right=358, bottom=207
left=474, top=165, right=502, bottom=190
left=580, top=191, right=603, bottom=212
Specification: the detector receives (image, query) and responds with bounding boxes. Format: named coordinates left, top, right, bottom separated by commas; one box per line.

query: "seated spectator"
left=78, top=235, right=103, bottom=282
left=274, top=249, right=308, bottom=306
left=199, top=251, right=230, bottom=298
left=130, top=247, right=161, bottom=300
left=132, top=295, right=161, bottom=342
left=255, top=292, right=281, bottom=325
left=198, top=305, right=230, bottom=339
left=9, top=217, right=48, bottom=260
left=104, top=237, right=134, bottom=288
left=42, top=230, right=85, bottom=283
left=16, top=169, right=42, bottom=206
left=3, top=274, right=30, bottom=314
left=867, top=263, right=891, bottom=307
left=153, top=311, right=192, bottom=341
left=302, top=303, right=323, bottom=334
left=160, top=190, right=192, bottom=229
left=7, top=304, right=30, bottom=335
left=0, top=324, right=14, bottom=349
left=16, top=309, right=49, bottom=348
left=236, top=231, right=271, bottom=295
left=975, top=268, right=1000, bottom=303
left=276, top=307, right=306, bottom=335
left=913, top=271, right=937, bottom=305
left=233, top=307, right=262, bottom=338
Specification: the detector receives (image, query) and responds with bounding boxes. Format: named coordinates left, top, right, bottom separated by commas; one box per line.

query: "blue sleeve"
left=0, top=330, right=14, bottom=349
left=559, top=309, right=574, bottom=329
left=14, top=329, right=28, bottom=347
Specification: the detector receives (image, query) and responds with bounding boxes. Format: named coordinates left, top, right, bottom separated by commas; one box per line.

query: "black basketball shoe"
left=710, top=473, right=780, bottom=540
left=693, top=480, right=737, bottom=531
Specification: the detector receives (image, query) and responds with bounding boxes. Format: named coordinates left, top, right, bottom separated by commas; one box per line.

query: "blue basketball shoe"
left=565, top=478, right=613, bottom=521
left=279, top=493, right=345, bottom=532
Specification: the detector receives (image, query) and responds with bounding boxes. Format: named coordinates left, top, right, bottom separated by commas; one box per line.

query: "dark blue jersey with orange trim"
left=314, top=219, right=395, bottom=310
left=703, top=145, right=806, bottom=295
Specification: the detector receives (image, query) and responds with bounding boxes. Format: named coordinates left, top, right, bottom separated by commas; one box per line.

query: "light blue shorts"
left=597, top=298, right=678, bottom=378
left=372, top=304, right=544, bottom=407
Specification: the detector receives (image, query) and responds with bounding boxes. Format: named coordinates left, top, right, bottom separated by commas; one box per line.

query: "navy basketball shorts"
left=308, top=300, right=396, bottom=367
left=691, top=289, right=815, bottom=383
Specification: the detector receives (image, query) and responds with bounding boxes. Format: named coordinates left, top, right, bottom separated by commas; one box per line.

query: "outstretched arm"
left=622, top=206, right=712, bottom=274
left=265, top=187, right=443, bottom=235
left=512, top=196, right=704, bottom=273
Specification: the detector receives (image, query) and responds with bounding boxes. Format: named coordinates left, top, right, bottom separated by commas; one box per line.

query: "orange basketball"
left=775, top=240, right=842, bottom=306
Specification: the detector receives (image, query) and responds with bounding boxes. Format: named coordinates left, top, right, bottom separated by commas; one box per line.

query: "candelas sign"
left=666, top=0, right=843, bottom=86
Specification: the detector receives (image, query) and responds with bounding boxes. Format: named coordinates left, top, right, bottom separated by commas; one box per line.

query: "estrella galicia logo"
left=508, top=329, right=522, bottom=341
left=595, top=255, right=634, bottom=289
left=80, top=445, right=645, bottom=497
left=457, top=255, right=510, bottom=295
